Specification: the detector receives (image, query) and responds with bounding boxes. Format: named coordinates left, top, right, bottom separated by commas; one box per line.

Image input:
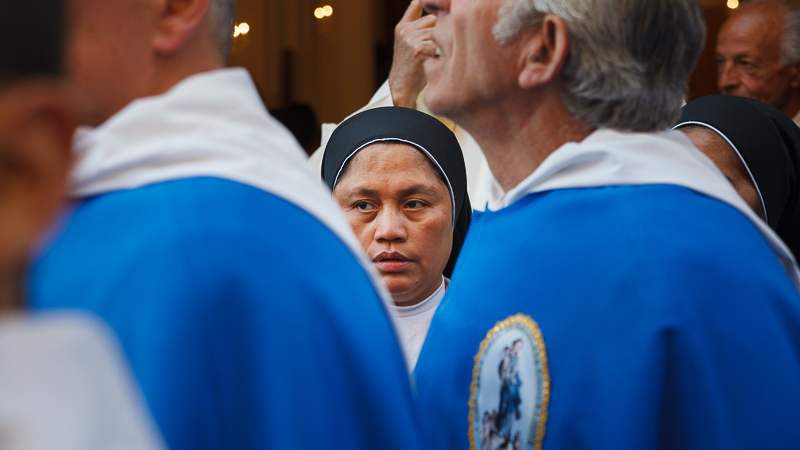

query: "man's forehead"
left=718, top=10, right=783, bottom=57
left=721, top=5, right=784, bottom=45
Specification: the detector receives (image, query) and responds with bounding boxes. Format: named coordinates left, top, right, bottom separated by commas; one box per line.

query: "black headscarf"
left=676, top=95, right=800, bottom=258
left=322, top=106, right=471, bottom=278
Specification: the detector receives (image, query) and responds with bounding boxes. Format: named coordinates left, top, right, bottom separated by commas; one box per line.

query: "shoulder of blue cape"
left=460, top=184, right=799, bottom=301
left=416, top=184, right=800, bottom=450
left=30, top=176, right=424, bottom=450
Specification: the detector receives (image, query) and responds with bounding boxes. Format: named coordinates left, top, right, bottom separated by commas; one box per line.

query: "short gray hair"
left=493, top=0, right=706, bottom=132
left=209, top=0, right=238, bottom=58
left=785, top=3, right=800, bottom=65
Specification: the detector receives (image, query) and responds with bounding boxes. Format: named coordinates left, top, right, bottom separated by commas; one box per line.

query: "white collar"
left=487, top=128, right=800, bottom=291
left=67, top=67, right=394, bottom=308
left=394, top=277, right=447, bottom=318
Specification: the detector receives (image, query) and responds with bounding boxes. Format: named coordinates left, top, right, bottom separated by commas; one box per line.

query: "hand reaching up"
left=389, top=0, right=438, bottom=108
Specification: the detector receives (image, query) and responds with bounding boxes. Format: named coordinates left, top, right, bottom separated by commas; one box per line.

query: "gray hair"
left=783, top=2, right=800, bottom=65
left=747, top=0, right=800, bottom=66
left=493, top=0, right=706, bottom=132
left=209, top=0, right=238, bottom=58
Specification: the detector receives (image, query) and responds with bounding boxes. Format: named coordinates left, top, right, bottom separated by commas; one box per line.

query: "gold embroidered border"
left=468, top=313, right=551, bottom=450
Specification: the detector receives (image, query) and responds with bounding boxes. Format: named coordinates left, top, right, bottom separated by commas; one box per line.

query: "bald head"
left=716, top=0, right=800, bottom=117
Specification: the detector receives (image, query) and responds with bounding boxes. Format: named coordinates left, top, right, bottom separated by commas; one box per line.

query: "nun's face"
left=680, top=125, right=765, bottom=220
left=334, top=143, right=453, bottom=306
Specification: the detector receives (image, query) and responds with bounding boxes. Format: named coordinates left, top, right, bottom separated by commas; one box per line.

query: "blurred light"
left=238, top=22, right=250, bottom=35
left=233, top=26, right=241, bottom=37
left=314, top=7, right=325, bottom=19
left=727, top=0, right=739, bottom=9
left=322, top=5, right=333, bottom=16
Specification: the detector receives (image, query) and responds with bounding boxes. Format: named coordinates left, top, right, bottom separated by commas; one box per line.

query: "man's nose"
left=374, top=208, right=408, bottom=242
left=717, top=62, right=739, bottom=93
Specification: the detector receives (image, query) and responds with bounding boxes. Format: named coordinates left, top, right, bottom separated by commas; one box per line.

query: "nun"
left=675, top=95, right=800, bottom=259
left=322, top=106, right=471, bottom=370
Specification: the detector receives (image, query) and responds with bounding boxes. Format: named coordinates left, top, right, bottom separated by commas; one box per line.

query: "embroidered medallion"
left=469, top=314, right=550, bottom=450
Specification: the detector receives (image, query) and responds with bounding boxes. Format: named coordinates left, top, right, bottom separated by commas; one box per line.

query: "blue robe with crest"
left=415, top=184, right=800, bottom=449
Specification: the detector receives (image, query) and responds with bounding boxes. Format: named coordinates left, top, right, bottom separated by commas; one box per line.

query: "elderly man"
left=414, top=0, right=800, bottom=448
left=28, top=1, right=425, bottom=449
left=717, top=0, right=800, bottom=124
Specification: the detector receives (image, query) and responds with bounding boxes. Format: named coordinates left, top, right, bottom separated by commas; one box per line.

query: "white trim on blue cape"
left=486, top=128, right=800, bottom=291
left=66, top=67, right=396, bottom=312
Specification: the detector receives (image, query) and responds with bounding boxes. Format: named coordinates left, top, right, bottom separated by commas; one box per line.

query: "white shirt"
left=0, top=313, right=165, bottom=450
left=394, top=278, right=446, bottom=371
left=309, top=80, right=495, bottom=211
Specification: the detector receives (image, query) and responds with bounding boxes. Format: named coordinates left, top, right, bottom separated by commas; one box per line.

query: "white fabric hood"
left=67, top=68, right=393, bottom=304
left=488, top=128, right=800, bottom=291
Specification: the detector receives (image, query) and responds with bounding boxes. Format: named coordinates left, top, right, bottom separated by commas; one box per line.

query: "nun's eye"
left=355, top=201, right=375, bottom=211
left=406, top=200, right=426, bottom=209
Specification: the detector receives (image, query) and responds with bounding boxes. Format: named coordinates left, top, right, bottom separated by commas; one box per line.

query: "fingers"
left=400, top=0, right=424, bottom=24
left=396, top=20, right=437, bottom=57
left=396, top=14, right=437, bottom=40
left=414, top=39, right=438, bottom=58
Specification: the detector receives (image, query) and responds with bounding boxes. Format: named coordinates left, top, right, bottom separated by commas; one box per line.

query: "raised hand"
left=389, top=0, right=438, bottom=108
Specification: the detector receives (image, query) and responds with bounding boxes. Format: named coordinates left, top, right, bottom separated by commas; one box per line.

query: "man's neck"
left=152, top=44, right=225, bottom=101
left=461, top=94, right=594, bottom=192
left=85, top=42, right=225, bottom=128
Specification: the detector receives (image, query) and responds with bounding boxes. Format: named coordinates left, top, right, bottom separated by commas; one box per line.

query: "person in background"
left=271, top=103, right=319, bottom=155
left=310, top=0, right=495, bottom=210
left=413, top=0, right=800, bottom=447
left=28, top=0, right=426, bottom=448
left=716, top=0, right=800, bottom=125
left=322, top=107, right=471, bottom=369
left=676, top=95, right=800, bottom=259
left=0, top=0, right=164, bottom=448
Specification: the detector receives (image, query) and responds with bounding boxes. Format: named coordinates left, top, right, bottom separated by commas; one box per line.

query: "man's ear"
left=0, top=81, right=74, bottom=267
left=518, top=14, right=569, bottom=90
left=152, top=0, right=216, bottom=55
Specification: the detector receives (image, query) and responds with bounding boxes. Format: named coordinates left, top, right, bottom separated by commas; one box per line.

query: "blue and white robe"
left=414, top=129, right=800, bottom=450
left=30, top=69, right=425, bottom=450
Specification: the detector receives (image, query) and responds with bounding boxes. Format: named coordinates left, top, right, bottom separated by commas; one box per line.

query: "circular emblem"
left=469, top=314, right=550, bottom=450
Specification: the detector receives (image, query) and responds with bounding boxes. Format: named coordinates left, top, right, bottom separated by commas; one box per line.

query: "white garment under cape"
left=394, top=277, right=446, bottom=371
left=488, top=128, right=800, bottom=291
left=0, top=313, right=165, bottom=450
left=67, top=68, right=394, bottom=311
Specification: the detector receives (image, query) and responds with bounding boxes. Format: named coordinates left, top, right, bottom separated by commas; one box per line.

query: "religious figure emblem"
left=469, top=314, right=550, bottom=450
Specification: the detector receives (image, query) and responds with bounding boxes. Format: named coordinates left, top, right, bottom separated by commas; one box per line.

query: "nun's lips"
left=374, top=252, right=412, bottom=272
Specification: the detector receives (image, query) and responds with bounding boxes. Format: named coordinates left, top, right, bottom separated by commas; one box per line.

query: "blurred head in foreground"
left=0, top=0, right=76, bottom=312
